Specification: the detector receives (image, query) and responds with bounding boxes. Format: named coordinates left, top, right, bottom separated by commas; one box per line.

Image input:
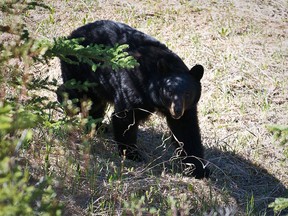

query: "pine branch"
left=45, top=37, right=139, bottom=71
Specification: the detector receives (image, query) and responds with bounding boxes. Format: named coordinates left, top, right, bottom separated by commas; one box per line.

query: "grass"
left=6, top=0, right=288, bottom=215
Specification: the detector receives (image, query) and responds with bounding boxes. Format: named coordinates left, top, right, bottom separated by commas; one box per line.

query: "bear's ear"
left=190, top=64, right=204, bottom=81
left=157, top=58, right=169, bottom=74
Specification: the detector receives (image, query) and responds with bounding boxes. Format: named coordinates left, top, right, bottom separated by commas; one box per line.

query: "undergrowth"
left=0, top=1, right=139, bottom=215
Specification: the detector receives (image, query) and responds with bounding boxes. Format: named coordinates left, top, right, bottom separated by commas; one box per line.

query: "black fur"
left=57, top=20, right=209, bottom=179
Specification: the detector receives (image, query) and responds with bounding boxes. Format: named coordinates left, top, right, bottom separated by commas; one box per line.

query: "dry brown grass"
left=22, top=0, right=288, bottom=215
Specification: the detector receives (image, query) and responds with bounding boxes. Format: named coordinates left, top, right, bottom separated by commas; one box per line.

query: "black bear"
left=57, top=20, right=209, bottom=179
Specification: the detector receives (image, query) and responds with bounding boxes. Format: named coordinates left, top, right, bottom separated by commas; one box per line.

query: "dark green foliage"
left=61, top=79, right=98, bottom=92
left=46, top=37, right=139, bottom=71
left=0, top=104, right=62, bottom=216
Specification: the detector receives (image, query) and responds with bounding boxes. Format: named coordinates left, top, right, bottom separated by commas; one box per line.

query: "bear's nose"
left=172, top=107, right=184, bottom=119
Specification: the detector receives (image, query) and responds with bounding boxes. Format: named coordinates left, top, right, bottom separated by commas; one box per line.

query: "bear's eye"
left=163, top=89, right=173, bottom=97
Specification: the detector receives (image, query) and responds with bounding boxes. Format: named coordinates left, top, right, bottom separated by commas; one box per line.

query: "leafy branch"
left=45, top=37, right=139, bottom=71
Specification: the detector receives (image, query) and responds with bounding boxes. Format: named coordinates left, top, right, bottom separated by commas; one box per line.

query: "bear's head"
left=159, top=64, right=204, bottom=119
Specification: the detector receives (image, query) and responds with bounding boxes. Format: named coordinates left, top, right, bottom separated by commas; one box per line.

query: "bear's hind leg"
left=89, top=101, right=108, bottom=131
left=112, top=109, right=149, bottom=161
left=57, top=84, right=107, bottom=131
left=56, top=84, right=83, bottom=116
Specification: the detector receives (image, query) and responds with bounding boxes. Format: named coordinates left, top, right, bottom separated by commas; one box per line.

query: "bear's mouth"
left=169, top=101, right=185, bottom=119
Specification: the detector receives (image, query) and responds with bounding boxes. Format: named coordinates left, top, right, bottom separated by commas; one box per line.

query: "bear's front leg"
left=166, top=107, right=210, bottom=179
left=112, top=110, right=143, bottom=161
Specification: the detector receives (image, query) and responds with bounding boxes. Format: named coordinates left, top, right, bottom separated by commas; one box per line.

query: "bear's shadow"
left=123, top=126, right=288, bottom=215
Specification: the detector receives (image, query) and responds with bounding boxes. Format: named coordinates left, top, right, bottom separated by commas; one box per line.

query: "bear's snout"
left=170, top=97, right=185, bottom=119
